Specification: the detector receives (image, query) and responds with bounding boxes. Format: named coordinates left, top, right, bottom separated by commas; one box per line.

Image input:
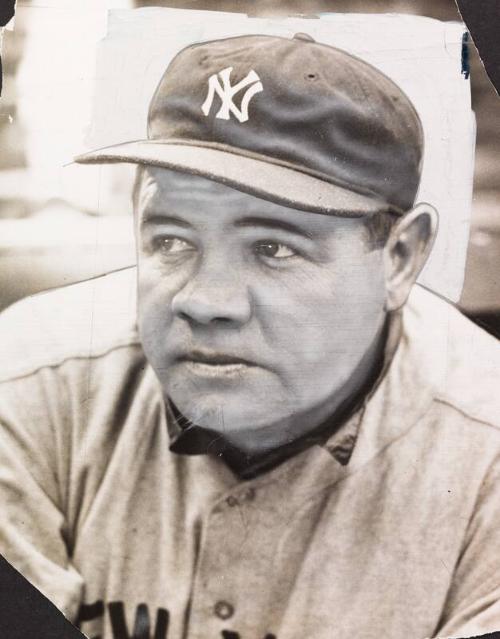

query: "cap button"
left=293, top=33, right=315, bottom=43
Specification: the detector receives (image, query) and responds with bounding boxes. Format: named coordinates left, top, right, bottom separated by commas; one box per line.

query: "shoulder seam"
left=0, top=339, right=143, bottom=385
left=434, top=396, right=500, bottom=432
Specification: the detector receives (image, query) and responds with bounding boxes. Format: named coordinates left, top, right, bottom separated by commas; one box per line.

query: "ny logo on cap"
left=201, top=66, right=263, bottom=123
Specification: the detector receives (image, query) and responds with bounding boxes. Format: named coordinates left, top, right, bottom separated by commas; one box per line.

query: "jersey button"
left=226, top=495, right=238, bottom=507
left=244, top=487, right=256, bottom=501
left=214, top=600, right=234, bottom=620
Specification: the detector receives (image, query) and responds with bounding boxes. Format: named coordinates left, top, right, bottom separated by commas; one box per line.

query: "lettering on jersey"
left=222, top=632, right=277, bottom=639
left=77, top=601, right=169, bottom=639
left=201, top=66, right=263, bottom=123
left=78, top=599, right=105, bottom=626
left=108, top=602, right=169, bottom=639
left=77, top=600, right=277, bottom=639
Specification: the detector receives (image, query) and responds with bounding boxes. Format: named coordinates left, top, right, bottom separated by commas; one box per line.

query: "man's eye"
left=254, top=241, right=297, bottom=259
left=153, top=236, right=194, bottom=255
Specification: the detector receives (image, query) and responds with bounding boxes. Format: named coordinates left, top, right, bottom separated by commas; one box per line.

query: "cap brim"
left=75, top=140, right=388, bottom=216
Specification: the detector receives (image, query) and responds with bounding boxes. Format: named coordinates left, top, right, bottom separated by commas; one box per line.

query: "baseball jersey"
left=1, top=267, right=500, bottom=639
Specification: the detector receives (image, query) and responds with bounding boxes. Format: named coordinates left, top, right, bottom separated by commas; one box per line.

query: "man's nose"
left=171, top=260, right=252, bottom=326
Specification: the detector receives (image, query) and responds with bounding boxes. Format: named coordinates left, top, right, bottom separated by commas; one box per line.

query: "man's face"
left=136, top=167, right=388, bottom=446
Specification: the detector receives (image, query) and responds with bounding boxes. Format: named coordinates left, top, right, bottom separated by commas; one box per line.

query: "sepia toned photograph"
left=0, top=2, right=499, bottom=638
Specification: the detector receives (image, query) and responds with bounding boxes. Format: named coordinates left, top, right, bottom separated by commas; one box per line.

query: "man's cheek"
left=138, top=291, right=172, bottom=358
left=138, top=265, right=177, bottom=315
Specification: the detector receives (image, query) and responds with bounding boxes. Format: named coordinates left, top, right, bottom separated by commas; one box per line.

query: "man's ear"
left=383, top=203, right=438, bottom=311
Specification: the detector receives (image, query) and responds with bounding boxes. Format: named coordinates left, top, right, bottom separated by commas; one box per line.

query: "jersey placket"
left=185, top=477, right=283, bottom=639
left=184, top=440, right=349, bottom=639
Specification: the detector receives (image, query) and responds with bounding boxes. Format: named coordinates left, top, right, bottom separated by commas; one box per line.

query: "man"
left=1, top=33, right=500, bottom=639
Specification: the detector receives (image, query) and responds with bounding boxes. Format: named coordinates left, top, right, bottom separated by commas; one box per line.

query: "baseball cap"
left=75, top=33, right=424, bottom=216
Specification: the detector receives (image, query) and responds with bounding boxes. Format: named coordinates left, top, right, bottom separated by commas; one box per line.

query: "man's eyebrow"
left=234, top=216, right=315, bottom=238
left=140, top=213, right=193, bottom=229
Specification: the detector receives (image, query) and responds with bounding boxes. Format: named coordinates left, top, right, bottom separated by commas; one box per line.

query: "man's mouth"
left=176, top=350, right=257, bottom=377
left=177, top=350, right=256, bottom=366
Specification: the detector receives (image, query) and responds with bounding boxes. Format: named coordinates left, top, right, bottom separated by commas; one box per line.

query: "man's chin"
left=166, top=389, right=273, bottom=434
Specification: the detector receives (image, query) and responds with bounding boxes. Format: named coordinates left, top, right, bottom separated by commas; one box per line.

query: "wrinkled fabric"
left=0, top=267, right=499, bottom=639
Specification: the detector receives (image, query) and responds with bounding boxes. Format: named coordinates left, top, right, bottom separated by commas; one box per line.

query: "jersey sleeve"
left=431, top=449, right=500, bottom=637
left=0, top=272, right=137, bottom=627
left=0, top=370, right=84, bottom=622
